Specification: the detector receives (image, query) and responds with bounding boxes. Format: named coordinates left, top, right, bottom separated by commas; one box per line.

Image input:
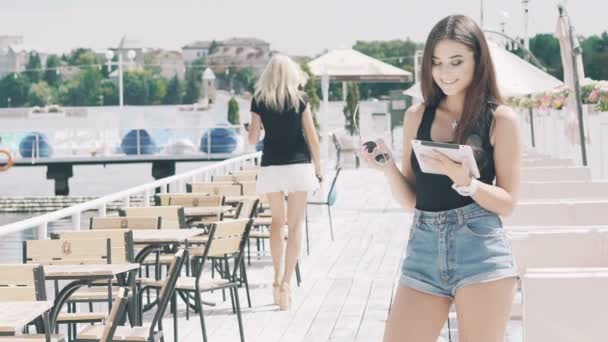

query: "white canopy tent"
left=403, top=39, right=563, bottom=99
left=308, top=49, right=413, bottom=156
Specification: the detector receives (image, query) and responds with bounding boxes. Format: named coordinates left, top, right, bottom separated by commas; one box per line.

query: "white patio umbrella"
left=556, top=4, right=588, bottom=165
left=308, top=49, right=412, bottom=156
left=403, top=40, right=563, bottom=99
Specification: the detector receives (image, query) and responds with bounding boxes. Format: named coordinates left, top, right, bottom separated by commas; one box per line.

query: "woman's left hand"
left=419, top=150, right=471, bottom=186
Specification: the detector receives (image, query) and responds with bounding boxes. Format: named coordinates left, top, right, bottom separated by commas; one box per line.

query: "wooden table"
left=44, top=263, right=140, bottom=328
left=132, top=229, right=207, bottom=245
left=183, top=206, right=233, bottom=217
left=0, top=301, right=53, bottom=335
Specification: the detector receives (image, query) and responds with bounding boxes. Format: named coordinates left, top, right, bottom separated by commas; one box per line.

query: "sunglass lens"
left=363, top=141, right=377, bottom=153
left=375, top=153, right=390, bottom=164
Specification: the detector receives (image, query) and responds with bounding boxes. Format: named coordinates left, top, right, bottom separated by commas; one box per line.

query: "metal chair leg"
left=305, top=207, right=310, bottom=255
left=328, top=205, right=335, bottom=241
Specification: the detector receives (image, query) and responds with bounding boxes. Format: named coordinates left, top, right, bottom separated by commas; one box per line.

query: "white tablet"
left=411, top=139, right=480, bottom=179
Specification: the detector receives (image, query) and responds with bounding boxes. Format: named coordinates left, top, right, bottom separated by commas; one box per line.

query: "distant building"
left=145, top=49, right=185, bottom=79
left=201, top=67, right=217, bottom=103
left=181, top=38, right=273, bottom=77
left=0, top=36, right=27, bottom=78
left=205, top=37, right=272, bottom=75
left=182, top=41, right=213, bottom=64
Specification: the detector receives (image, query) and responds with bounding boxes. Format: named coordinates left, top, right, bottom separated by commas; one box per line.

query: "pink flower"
left=587, top=90, right=600, bottom=104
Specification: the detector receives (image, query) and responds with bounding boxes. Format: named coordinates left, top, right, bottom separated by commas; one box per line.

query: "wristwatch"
left=451, top=177, right=480, bottom=197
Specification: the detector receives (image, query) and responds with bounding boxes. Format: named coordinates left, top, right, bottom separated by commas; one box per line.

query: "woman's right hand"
left=358, top=139, right=394, bottom=172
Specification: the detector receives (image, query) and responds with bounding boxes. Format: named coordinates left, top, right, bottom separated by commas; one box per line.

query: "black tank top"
left=411, top=105, right=496, bottom=212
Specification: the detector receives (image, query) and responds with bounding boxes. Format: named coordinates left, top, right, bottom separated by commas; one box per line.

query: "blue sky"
left=0, top=0, right=605, bottom=55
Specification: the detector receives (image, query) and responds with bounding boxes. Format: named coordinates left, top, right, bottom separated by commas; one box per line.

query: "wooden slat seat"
left=120, top=206, right=186, bottom=229
left=56, top=312, right=106, bottom=323
left=77, top=325, right=152, bottom=342
left=0, top=335, right=65, bottom=342
left=90, top=216, right=161, bottom=230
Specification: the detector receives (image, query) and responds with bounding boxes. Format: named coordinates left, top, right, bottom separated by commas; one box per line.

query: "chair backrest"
left=206, top=219, right=251, bottom=258
left=120, top=206, right=186, bottom=229
left=194, top=219, right=252, bottom=279
left=100, top=287, right=130, bottom=341
left=149, top=249, right=187, bottom=337
left=166, top=194, right=224, bottom=208
left=211, top=175, right=235, bottom=182
left=231, top=171, right=257, bottom=182
left=51, top=230, right=134, bottom=264
left=238, top=198, right=260, bottom=219
left=327, top=168, right=342, bottom=206
left=191, top=183, right=243, bottom=196
left=0, top=264, right=46, bottom=301
left=239, top=181, right=257, bottom=195
left=23, top=238, right=111, bottom=265
left=240, top=164, right=259, bottom=171
left=90, top=216, right=161, bottom=230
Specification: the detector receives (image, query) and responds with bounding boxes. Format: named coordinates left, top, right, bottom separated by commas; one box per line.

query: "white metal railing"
left=0, top=152, right=261, bottom=239
left=520, top=106, right=608, bottom=180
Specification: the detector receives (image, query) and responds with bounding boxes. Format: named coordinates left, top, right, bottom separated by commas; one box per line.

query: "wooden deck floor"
left=148, top=168, right=522, bottom=342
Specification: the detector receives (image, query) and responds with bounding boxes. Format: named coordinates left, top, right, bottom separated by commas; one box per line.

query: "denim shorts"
left=400, top=202, right=518, bottom=299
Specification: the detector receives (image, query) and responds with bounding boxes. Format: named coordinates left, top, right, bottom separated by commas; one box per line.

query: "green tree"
left=343, top=82, right=360, bottom=135
left=529, top=34, right=563, bottom=80
left=0, top=73, right=30, bottom=107
left=44, top=54, right=61, bottom=86
left=353, top=39, right=418, bottom=98
left=99, top=80, right=118, bottom=105
left=581, top=32, right=608, bottom=81
left=148, top=77, right=167, bottom=105
left=227, top=97, right=240, bottom=124
left=123, top=70, right=148, bottom=105
left=234, top=67, right=256, bottom=93
left=58, top=68, right=102, bottom=106
left=28, top=81, right=55, bottom=106
left=209, top=40, right=220, bottom=55
left=300, top=63, right=321, bottom=138
left=182, top=58, right=205, bottom=104
left=163, top=75, right=183, bottom=104
left=25, top=52, right=42, bottom=83
left=66, top=48, right=100, bottom=66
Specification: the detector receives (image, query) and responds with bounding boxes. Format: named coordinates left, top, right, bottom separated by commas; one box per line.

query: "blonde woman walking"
left=247, top=54, right=322, bottom=310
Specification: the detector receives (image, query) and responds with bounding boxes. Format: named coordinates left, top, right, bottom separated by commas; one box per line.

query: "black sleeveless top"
left=411, top=105, right=496, bottom=212
left=250, top=93, right=311, bottom=167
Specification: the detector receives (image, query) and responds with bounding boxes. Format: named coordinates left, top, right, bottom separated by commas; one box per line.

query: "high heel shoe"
left=272, top=283, right=280, bottom=305
left=279, top=283, right=291, bottom=311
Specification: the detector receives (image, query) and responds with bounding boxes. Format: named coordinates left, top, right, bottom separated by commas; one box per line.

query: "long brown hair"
left=420, top=15, right=502, bottom=144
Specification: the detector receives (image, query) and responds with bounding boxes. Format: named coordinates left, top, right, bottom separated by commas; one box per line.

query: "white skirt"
left=256, top=163, right=319, bottom=194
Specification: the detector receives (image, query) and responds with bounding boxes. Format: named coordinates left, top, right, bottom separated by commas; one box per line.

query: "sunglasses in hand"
left=362, top=141, right=391, bottom=164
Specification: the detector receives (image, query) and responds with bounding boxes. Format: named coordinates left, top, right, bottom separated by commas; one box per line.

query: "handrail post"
left=71, top=213, right=81, bottom=230
left=37, top=222, right=47, bottom=240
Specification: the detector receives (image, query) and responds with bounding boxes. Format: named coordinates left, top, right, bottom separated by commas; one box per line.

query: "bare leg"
left=454, top=277, right=518, bottom=342
left=384, top=285, right=452, bottom=342
left=266, top=192, right=287, bottom=286
left=282, top=191, right=308, bottom=286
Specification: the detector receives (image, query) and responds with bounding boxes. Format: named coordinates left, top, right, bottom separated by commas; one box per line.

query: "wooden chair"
left=23, top=238, right=111, bottom=266
left=120, top=206, right=186, bottom=229
left=73, top=287, right=130, bottom=342
left=239, top=181, right=257, bottom=196
left=0, top=264, right=63, bottom=342
left=152, top=220, right=251, bottom=342
left=77, top=250, right=187, bottom=342
left=89, top=216, right=161, bottom=230
left=23, top=238, right=114, bottom=340
left=189, top=183, right=243, bottom=196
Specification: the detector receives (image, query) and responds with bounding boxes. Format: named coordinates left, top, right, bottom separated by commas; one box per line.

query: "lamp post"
left=499, top=11, right=509, bottom=34
left=105, top=49, right=136, bottom=107
left=521, top=0, right=531, bottom=61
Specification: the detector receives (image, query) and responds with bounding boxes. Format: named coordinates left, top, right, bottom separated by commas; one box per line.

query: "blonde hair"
left=254, top=54, right=307, bottom=112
